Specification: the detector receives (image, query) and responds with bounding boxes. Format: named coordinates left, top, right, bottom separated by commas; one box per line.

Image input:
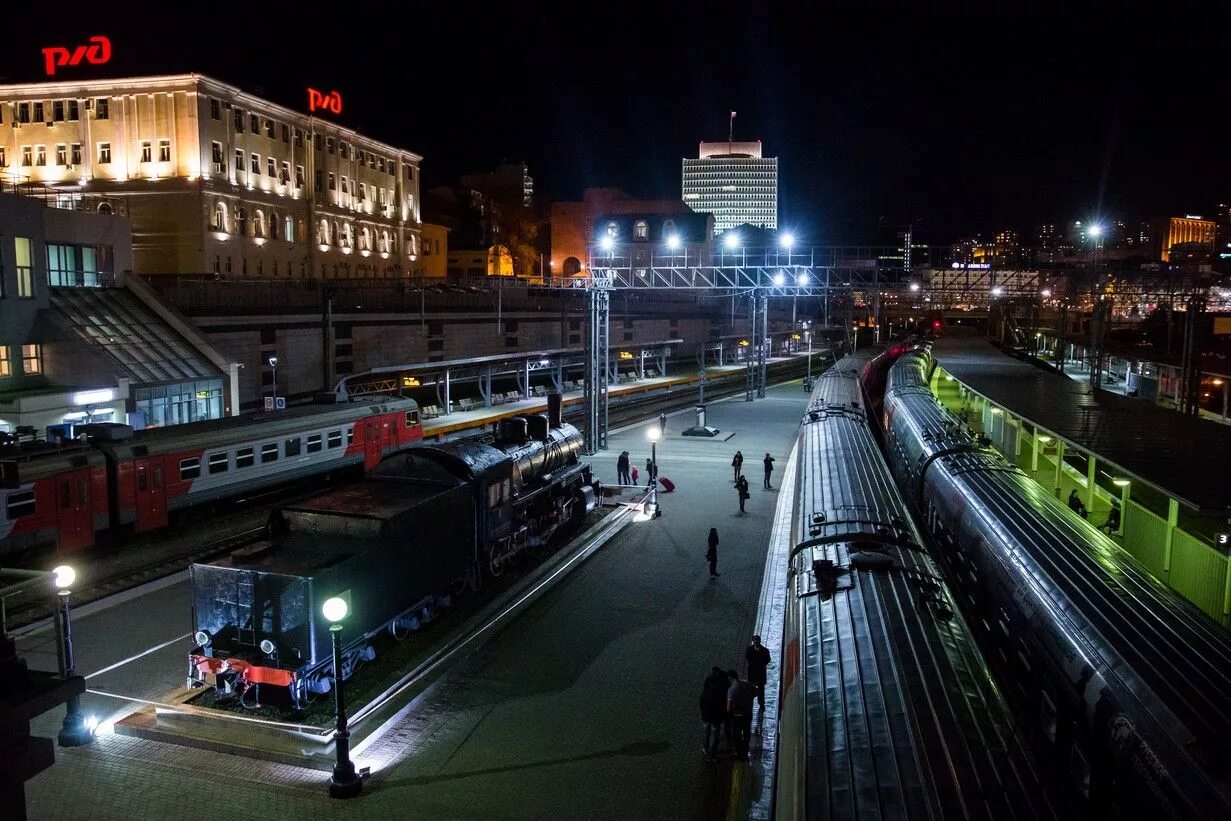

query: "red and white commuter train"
left=0, top=398, right=423, bottom=555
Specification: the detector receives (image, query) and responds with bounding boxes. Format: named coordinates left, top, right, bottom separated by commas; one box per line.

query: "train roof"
left=99, top=395, right=418, bottom=458
left=0, top=445, right=106, bottom=485
left=370, top=440, right=509, bottom=483
left=283, top=477, right=452, bottom=522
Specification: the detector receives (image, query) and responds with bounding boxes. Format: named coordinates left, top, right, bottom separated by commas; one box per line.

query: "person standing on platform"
left=699, top=666, right=728, bottom=761
left=736, top=475, right=750, bottom=514
left=726, top=669, right=756, bottom=761
left=745, top=635, right=771, bottom=710
left=706, top=528, right=720, bottom=577
left=659, top=412, right=668, bottom=436
left=1100, top=501, right=1121, bottom=535
left=763, top=452, right=776, bottom=489
left=645, top=456, right=657, bottom=485
left=631, top=464, right=639, bottom=486
left=732, top=450, right=744, bottom=483
left=616, top=451, right=631, bottom=485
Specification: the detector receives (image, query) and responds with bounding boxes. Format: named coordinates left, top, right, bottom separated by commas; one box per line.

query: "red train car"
left=1, top=397, right=422, bottom=555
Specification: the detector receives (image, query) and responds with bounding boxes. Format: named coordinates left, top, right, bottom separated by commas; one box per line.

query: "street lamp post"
left=646, top=427, right=662, bottom=518
left=52, top=565, right=92, bottom=747
left=323, top=596, right=362, bottom=799
left=268, top=355, right=279, bottom=408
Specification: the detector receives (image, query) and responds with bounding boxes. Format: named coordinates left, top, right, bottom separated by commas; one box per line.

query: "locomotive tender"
left=882, top=346, right=1231, bottom=818
left=188, top=409, right=596, bottom=708
left=775, top=354, right=1054, bottom=819
left=1, top=397, right=423, bottom=555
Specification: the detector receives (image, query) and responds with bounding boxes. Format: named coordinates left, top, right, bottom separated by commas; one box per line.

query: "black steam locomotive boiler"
left=187, top=406, right=596, bottom=708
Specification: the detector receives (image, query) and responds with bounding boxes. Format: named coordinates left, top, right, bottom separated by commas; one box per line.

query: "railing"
left=0, top=177, right=127, bottom=215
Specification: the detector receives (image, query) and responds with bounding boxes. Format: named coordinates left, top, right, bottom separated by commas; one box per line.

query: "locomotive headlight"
left=194, top=630, right=211, bottom=646
left=323, top=597, right=348, bottom=623
left=52, top=565, right=76, bottom=590
left=259, top=639, right=276, bottom=655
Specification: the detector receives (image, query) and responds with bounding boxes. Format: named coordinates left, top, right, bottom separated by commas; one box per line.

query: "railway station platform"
left=930, top=330, right=1231, bottom=625
left=22, top=379, right=811, bottom=819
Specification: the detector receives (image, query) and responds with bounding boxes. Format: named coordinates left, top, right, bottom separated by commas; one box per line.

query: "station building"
left=682, top=140, right=778, bottom=235
left=0, top=74, right=423, bottom=280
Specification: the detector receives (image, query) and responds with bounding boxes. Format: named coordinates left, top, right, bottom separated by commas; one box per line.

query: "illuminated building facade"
left=0, top=74, right=422, bottom=279
left=682, top=141, right=777, bottom=234
left=1150, top=216, right=1216, bottom=262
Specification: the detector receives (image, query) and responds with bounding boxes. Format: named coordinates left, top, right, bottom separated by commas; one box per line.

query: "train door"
left=55, top=470, right=93, bottom=551
left=363, top=421, right=382, bottom=470
left=134, top=458, right=168, bottom=531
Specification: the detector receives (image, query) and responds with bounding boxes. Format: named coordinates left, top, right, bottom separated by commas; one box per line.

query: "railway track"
left=2, top=360, right=810, bottom=629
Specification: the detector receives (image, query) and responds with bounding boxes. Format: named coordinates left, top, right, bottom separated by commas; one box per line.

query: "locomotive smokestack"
left=547, top=392, right=562, bottom=428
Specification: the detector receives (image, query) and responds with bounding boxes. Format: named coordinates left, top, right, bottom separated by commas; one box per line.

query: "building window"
left=35, top=145, right=46, bottom=166
left=53, top=100, right=64, bottom=121
left=210, top=98, right=220, bottom=120
left=318, top=219, right=330, bottom=244
left=250, top=153, right=260, bottom=174
left=280, top=160, right=290, bottom=184
left=265, top=119, right=275, bottom=138
left=662, top=219, right=676, bottom=237
left=55, top=144, right=67, bottom=165
left=326, top=137, right=335, bottom=154
left=293, top=128, right=303, bottom=147
left=15, top=238, right=34, bottom=297
left=267, top=156, right=276, bottom=177
left=0, top=147, right=6, bottom=168
left=67, top=99, right=79, bottom=120
left=360, top=226, right=371, bottom=250
left=341, top=176, right=349, bottom=195
left=235, top=207, right=247, bottom=236
left=32, top=102, right=44, bottom=122
left=341, top=223, right=353, bottom=248
left=17, top=102, right=29, bottom=123
left=328, top=172, right=336, bottom=190
left=158, top=139, right=170, bottom=162
left=249, top=114, right=259, bottom=133
left=634, top=220, right=648, bottom=239
left=21, top=146, right=32, bottom=166
left=281, top=123, right=289, bottom=143
left=234, top=108, right=244, bottom=132
left=47, top=243, right=109, bottom=287
left=234, top=148, right=244, bottom=175
left=314, top=170, right=323, bottom=192
left=296, top=165, right=305, bottom=188
left=606, top=221, right=618, bottom=237
left=284, top=215, right=294, bottom=241
left=95, top=98, right=108, bottom=119
left=70, top=143, right=81, bottom=165
left=98, top=142, right=111, bottom=164
left=21, top=344, right=42, bottom=375
left=253, top=210, right=266, bottom=238
left=0, top=347, right=10, bottom=378
left=211, top=141, right=224, bottom=173
left=140, top=141, right=152, bottom=163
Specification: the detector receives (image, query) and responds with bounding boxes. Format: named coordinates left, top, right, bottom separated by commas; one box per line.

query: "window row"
left=315, top=219, right=396, bottom=253
left=210, top=201, right=297, bottom=242
left=7, top=98, right=106, bottom=124
left=0, top=344, right=43, bottom=378
left=180, top=428, right=355, bottom=480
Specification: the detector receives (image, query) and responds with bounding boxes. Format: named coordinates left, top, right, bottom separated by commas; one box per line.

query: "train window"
left=285, top=437, right=302, bottom=457
left=307, top=434, right=322, bottom=453
left=405, top=410, right=419, bottom=427
left=137, top=467, right=148, bottom=492
left=261, top=443, right=278, bottom=463
left=60, top=483, right=71, bottom=508
left=327, top=430, right=342, bottom=448
left=208, top=452, right=229, bottom=474
left=1040, top=692, right=1058, bottom=744
left=6, top=490, right=36, bottom=519
left=180, top=458, right=201, bottom=480
left=236, top=447, right=254, bottom=468
left=1069, top=745, right=1091, bottom=799
left=346, top=427, right=354, bottom=445
left=78, top=479, right=87, bottom=503
left=488, top=480, right=507, bottom=509
left=153, top=466, right=163, bottom=488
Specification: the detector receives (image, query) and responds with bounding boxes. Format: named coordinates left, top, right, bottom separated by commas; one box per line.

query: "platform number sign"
left=1218, top=533, right=1229, bottom=549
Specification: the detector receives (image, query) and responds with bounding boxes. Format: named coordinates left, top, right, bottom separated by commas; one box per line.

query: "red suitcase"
left=658, top=476, right=676, bottom=493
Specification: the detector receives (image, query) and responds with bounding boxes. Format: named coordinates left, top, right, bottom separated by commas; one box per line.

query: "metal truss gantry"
left=583, top=283, right=610, bottom=454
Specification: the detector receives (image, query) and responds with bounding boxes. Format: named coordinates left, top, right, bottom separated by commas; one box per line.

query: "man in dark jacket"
left=736, top=476, right=750, bottom=514
left=699, top=666, right=728, bottom=760
left=745, top=635, right=772, bottom=709
left=763, top=453, right=775, bottom=489
left=726, top=669, right=756, bottom=760
left=616, top=451, right=631, bottom=485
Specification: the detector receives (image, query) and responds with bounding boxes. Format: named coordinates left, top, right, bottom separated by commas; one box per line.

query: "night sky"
left=2, top=5, right=1223, bottom=245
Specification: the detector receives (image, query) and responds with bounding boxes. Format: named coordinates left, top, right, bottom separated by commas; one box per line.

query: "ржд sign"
left=42, top=35, right=111, bottom=76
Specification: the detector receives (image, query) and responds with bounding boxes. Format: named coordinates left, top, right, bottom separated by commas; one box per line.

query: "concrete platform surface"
left=23, top=381, right=810, bottom=820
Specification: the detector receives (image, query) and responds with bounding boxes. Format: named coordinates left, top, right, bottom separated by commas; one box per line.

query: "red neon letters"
left=307, top=88, right=343, bottom=115
left=42, top=35, right=111, bottom=77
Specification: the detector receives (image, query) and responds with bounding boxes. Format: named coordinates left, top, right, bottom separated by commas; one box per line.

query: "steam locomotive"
left=187, top=404, right=597, bottom=709
left=0, top=397, right=423, bottom=556
left=882, top=346, right=1231, bottom=818
left=775, top=354, right=1054, bottom=818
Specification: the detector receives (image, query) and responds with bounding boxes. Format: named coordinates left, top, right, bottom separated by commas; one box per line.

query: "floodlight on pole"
left=796, top=272, right=809, bottom=285
left=645, top=427, right=661, bottom=518
left=779, top=233, right=795, bottom=249
left=666, top=234, right=680, bottom=250
left=724, top=233, right=740, bottom=250
left=773, top=271, right=786, bottom=287
left=322, top=595, right=362, bottom=798
left=909, top=282, right=921, bottom=292
left=599, top=235, right=614, bottom=252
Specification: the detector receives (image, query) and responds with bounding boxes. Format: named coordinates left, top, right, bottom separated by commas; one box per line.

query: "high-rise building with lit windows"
left=681, top=140, right=777, bottom=234
left=0, top=74, right=423, bottom=279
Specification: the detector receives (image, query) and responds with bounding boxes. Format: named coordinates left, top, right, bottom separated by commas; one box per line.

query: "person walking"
left=745, top=635, right=772, bottom=710
left=726, top=669, right=756, bottom=761
left=645, top=456, right=656, bottom=485
left=706, top=528, right=720, bottom=577
left=699, top=666, right=728, bottom=760
left=763, top=452, right=776, bottom=490
left=659, top=412, right=668, bottom=436
left=736, top=475, right=750, bottom=514
left=732, top=450, right=744, bottom=483
left=616, top=450, right=631, bottom=485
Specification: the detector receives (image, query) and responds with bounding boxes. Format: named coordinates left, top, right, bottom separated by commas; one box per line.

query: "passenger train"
left=881, top=346, right=1231, bottom=818
left=775, top=354, right=1055, bottom=819
left=0, top=398, right=423, bottom=555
